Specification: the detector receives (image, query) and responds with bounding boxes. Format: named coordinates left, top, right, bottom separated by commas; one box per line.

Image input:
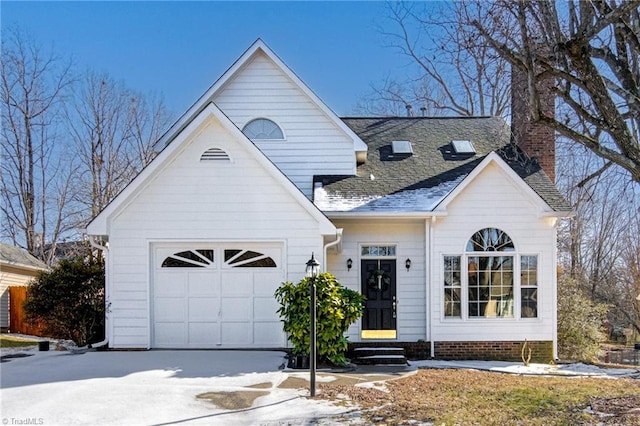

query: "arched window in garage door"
left=161, top=249, right=215, bottom=268
left=224, top=249, right=276, bottom=268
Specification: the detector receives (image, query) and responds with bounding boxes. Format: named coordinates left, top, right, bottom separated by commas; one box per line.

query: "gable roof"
left=87, top=102, right=336, bottom=236
left=314, top=116, right=572, bottom=215
left=153, top=39, right=367, bottom=155
left=0, top=243, right=48, bottom=271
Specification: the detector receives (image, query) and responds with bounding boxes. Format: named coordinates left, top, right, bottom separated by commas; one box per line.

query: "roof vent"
left=451, top=140, right=475, bottom=154
left=392, top=140, right=413, bottom=155
left=200, top=147, right=230, bottom=161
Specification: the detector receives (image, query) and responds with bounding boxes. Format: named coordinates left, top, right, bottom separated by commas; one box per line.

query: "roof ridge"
left=340, top=116, right=497, bottom=120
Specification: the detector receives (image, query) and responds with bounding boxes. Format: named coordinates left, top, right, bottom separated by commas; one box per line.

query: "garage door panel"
left=155, top=323, right=185, bottom=346
left=221, top=322, right=251, bottom=345
left=221, top=298, right=251, bottom=321
left=188, top=322, right=219, bottom=345
left=155, top=273, right=186, bottom=296
left=254, top=297, right=279, bottom=321
left=254, top=322, right=285, bottom=345
left=155, top=298, right=185, bottom=322
left=221, top=272, right=252, bottom=296
left=188, top=272, right=219, bottom=296
left=253, top=272, right=283, bottom=296
left=188, top=298, right=219, bottom=321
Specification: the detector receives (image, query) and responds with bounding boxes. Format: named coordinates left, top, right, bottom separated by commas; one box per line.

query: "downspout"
left=428, top=216, right=435, bottom=358
left=88, top=234, right=109, bottom=350
left=551, top=218, right=559, bottom=361
left=323, top=228, right=343, bottom=272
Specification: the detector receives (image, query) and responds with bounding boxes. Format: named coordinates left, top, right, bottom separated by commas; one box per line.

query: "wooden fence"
left=8, top=286, right=45, bottom=336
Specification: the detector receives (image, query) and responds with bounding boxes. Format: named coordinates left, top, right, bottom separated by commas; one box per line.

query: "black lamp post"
left=305, top=253, right=320, bottom=397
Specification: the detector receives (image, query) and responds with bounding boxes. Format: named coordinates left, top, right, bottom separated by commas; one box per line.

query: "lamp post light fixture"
left=305, top=253, right=321, bottom=397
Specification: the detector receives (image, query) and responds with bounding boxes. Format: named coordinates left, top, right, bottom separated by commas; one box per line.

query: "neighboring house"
left=0, top=243, right=48, bottom=331
left=87, top=40, right=572, bottom=361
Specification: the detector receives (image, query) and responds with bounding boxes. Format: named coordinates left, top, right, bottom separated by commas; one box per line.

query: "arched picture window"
left=466, top=228, right=515, bottom=252
left=444, top=228, right=537, bottom=320
left=242, top=118, right=284, bottom=140
left=466, top=228, right=514, bottom=318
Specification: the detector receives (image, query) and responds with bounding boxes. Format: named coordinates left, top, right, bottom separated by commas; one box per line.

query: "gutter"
left=322, top=228, right=343, bottom=272
left=324, top=212, right=447, bottom=220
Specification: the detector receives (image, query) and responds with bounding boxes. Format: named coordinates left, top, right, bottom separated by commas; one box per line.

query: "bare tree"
left=470, top=0, right=640, bottom=183
left=556, top=135, right=640, bottom=334
left=364, top=1, right=511, bottom=117
left=67, top=72, right=170, bottom=222
left=1, top=28, right=79, bottom=264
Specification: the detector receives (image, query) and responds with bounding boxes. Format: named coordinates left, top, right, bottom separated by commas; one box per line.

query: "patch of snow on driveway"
left=1, top=350, right=350, bottom=425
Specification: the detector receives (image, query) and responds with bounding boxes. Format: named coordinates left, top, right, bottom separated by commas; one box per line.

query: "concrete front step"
left=352, top=347, right=408, bottom=365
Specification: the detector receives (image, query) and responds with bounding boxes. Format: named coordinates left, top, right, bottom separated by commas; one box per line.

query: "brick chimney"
left=511, top=65, right=556, bottom=182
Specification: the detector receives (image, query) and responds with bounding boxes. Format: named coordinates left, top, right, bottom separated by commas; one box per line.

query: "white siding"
left=214, top=53, right=356, bottom=198
left=107, top=116, right=325, bottom=348
left=327, top=220, right=426, bottom=343
left=431, top=162, right=557, bottom=342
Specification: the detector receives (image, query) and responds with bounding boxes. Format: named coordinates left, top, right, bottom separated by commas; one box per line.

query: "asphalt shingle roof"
left=0, top=242, right=48, bottom=270
left=314, top=117, right=571, bottom=213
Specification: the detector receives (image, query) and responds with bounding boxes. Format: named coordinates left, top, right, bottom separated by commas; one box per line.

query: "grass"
left=319, top=368, right=640, bottom=425
left=0, top=335, right=38, bottom=348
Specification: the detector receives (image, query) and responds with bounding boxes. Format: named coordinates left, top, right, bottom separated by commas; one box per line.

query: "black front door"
left=361, top=259, right=396, bottom=334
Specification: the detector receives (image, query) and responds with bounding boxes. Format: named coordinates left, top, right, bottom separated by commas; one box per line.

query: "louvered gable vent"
left=200, top=147, right=230, bottom=162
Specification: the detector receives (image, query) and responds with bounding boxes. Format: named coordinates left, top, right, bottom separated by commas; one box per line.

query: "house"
left=0, top=243, right=48, bottom=331
left=86, top=39, right=572, bottom=361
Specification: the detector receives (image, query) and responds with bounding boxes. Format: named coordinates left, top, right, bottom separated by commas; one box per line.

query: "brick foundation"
left=348, top=340, right=554, bottom=363
left=348, top=341, right=431, bottom=360
left=434, top=340, right=554, bottom=363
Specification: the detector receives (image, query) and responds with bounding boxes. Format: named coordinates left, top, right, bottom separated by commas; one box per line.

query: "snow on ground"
left=2, top=346, right=639, bottom=426
left=411, top=359, right=640, bottom=379
left=1, top=349, right=351, bottom=425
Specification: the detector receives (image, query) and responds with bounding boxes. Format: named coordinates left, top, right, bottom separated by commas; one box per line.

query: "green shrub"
left=275, top=272, right=365, bottom=366
left=557, top=275, right=608, bottom=362
left=24, top=258, right=106, bottom=346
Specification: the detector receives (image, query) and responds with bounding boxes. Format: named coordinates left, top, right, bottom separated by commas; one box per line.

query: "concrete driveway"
left=0, top=349, right=356, bottom=425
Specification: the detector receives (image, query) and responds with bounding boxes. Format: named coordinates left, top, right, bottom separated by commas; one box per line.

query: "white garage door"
left=152, top=244, right=285, bottom=348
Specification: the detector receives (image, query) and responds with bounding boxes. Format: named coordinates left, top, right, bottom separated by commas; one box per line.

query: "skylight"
left=451, top=140, right=476, bottom=154
left=392, top=140, right=413, bottom=155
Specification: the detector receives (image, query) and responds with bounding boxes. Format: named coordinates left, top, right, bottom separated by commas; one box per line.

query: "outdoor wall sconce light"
left=346, top=258, right=353, bottom=271
left=405, top=258, right=411, bottom=271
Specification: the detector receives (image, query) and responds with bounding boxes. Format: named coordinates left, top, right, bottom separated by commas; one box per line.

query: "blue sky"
left=3, top=1, right=417, bottom=116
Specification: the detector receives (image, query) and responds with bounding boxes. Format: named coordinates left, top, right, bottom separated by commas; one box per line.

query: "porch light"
left=305, top=253, right=320, bottom=397
left=405, top=258, right=411, bottom=271
left=346, top=258, right=353, bottom=271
